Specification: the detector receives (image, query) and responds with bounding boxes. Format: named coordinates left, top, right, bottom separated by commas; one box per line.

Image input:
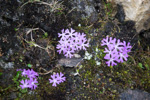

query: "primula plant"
left=101, top=36, right=132, bottom=66
left=15, top=68, right=66, bottom=91
left=56, top=28, right=89, bottom=58
left=49, top=72, right=66, bottom=87
left=12, top=69, right=39, bottom=97
left=20, top=69, right=39, bottom=90
left=14, top=69, right=39, bottom=91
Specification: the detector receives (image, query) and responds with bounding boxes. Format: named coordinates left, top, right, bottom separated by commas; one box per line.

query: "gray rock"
left=0, top=60, right=14, bottom=69
left=119, top=89, right=150, bottom=100
left=57, top=58, right=83, bottom=67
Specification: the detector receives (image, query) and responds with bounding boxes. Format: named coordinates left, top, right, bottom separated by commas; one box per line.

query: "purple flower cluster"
left=101, top=36, right=132, bottom=66
left=49, top=72, right=66, bottom=87
left=20, top=69, right=38, bottom=90
left=56, top=28, right=89, bottom=58
left=17, top=69, right=66, bottom=89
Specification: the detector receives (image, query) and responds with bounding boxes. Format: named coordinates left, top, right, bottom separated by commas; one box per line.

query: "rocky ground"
left=0, top=0, right=150, bottom=100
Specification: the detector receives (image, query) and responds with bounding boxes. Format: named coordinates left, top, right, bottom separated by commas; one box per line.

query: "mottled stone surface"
left=57, top=57, right=83, bottom=67
left=119, top=89, right=150, bottom=100
left=0, top=60, right=14, bottom=69
left=65, top=0, right=99, bottom=23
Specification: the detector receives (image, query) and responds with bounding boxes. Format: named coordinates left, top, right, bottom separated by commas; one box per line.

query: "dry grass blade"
left=20, top=0, right=64, bottom=13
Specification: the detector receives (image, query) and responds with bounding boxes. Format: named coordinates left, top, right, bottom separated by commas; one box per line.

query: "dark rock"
left=8, top=92, right=17, bottom=99
left=144, top=18, right=150, bottom=30
left=140, top=29, right=150, bottom=39
left=139, top=29, right=150, bottom=50
left=104, top=21, right=115, bottom=34
left=115, top=4, right=125, bottom=23
left=64, top=0, right=99, bottom=23
left=0, top=0, right=21, bottom=58
left=0, top=68, right=14, bottom=87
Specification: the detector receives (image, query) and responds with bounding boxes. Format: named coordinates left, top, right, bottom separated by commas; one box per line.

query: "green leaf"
left=138, top=63, right=143, bottom=69
left=16, top=82, right=19, bottom=86
left=13, top=71, right=22, bottom=83
left=14, top=28, right=18, bottom=31
left=15, top=98, right=20, bottom=100
left=16, top=71, right=21, bottom=77
left=57, top=12, right=63, bottom=15
left=145, top=64, right=150, bottom=70
left=38, top=77, right=42, bottom=79
left=19, top=59, right=23, bottom=62
left=18, top=93, right=22, bottom=97
left=0, top=72, right=2, bottom=76
left=43, top=32, right=48, bottom=38
left=12, top=78, right=16, bottom=82
left=20, top=88, right=28, bottom=93
left=27, top=64, right=32, bottom=68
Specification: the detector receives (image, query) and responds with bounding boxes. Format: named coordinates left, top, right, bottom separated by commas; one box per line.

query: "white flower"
left=96, top=61, right=101, bottom=65
left=96, top=47, right=99, bottom=52
left=78, top=24, right=81, bottom=27
left=84, top=51, right=92, bottom=60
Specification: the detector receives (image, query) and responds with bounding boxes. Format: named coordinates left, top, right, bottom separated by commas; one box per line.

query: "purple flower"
left=56, top=72, right=66, bottom=83
left=104, top=47, right=115, bottom=58
left=67, top=39, right=76, bottom=52
left=28, top=78, right=38, bottom=90
left=20, top=78, right=38, bottom=90
left=56, top=44, right=67, bottom=54
left=21, top=69, right=38, bottom=79
left=122, top=41, right=132, bottom=53
left=16, top=69, right=22, bottom=71
left=22, top=69, right=28, bottom=77
left=78, top=36, right=89, bottom=50
left=26, top=69, right=38, bottom=79
left=72, top=32, right=80, bottom=43
left=101, top=36, right=116, bottom=46
left=67, top=28, right=77, bottom=38
left=57, top=28, right=89, bottom=58
left=101, top=37, right=132, bottom=66
left=117, top=51, right=128, bottom=63
left=58, top=29, right=67, bottom=39
left=20, top=79, right=30, bottom=89
left=20, top=69, right=39, bottom=90
left=104, top=52, right=119, bottom=66
left=49, top=72, right=66, bottom=87
left=113, top=39, right=123, bottom=52
left=64, top=48, right=74, bottom=58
